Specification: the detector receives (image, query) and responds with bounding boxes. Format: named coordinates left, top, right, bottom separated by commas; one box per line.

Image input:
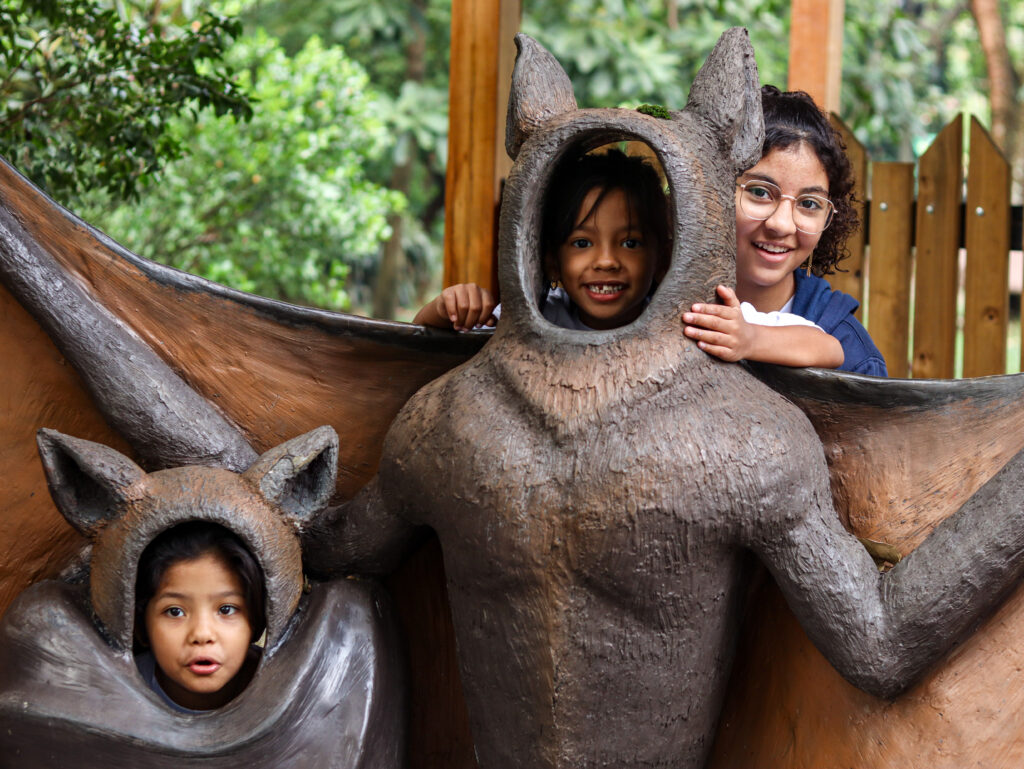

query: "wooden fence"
left=828, top=115, right=1021, bottom=379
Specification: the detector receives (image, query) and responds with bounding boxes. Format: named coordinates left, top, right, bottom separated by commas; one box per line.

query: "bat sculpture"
left=0, top=427, right=405, bottom=767
left=2, top=25, right=1024, bottom=769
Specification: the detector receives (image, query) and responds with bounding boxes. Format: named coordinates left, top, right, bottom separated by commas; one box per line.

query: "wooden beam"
left=444, top=0, right=521, bottom=294
left=787, top=0, right=845, bottom=112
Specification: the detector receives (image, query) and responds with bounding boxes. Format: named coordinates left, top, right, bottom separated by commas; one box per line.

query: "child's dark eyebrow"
left=154, top=590, right=244, bottom=601
left=739, top=171, right=828, bottom=197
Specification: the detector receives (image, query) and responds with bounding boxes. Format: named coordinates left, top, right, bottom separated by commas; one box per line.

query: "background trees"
left=0, top=0, right=1018, bottom=315
left=79, top=30, right=401, bottom=310
left=0, top=0, right=251, bottom=200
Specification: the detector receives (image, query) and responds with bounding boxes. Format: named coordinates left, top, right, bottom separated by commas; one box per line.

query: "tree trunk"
left=372, top=0, right=427, bottom=320
left=969, top=0, right=1019, bottom=168
left=372, top=156, right=414, bottom=319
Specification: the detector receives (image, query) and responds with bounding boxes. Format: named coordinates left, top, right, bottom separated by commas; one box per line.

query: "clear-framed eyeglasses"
left=736, top=180, right=835, bottom=235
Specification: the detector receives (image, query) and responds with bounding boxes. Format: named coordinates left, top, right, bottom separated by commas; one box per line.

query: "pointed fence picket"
left=829, top=114, right=1019, bottom=379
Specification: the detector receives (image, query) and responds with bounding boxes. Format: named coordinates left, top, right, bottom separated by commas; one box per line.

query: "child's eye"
left=218, top=604, right=239, bottom=616
left=164, top=606, right=185, bottom=618
left=569, top=237, right=591, bottom=249
left=745, top=184, right=776, bottom=201
left=622, top=238, right=643, bottom=249
left=796, top=195, right=825, bottom=212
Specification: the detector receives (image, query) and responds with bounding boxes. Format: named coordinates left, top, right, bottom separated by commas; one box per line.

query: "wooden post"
left=444, top=0, right=522, bottom=295
left=787, top=0, right=845, bottom=113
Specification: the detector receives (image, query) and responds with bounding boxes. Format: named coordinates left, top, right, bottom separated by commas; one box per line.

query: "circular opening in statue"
left=536, top=139, right=671, bottom=332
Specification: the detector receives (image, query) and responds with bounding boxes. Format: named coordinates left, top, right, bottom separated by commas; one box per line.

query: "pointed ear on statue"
left=243, top=425, right=339, bottom=527
left=685, top=27, right=764, bottom=174
left=505, top=33, right=578, bottom=159
left=36, top=429, right=145, bottom=537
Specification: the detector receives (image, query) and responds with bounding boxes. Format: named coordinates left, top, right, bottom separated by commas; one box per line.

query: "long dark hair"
left=542, top=147, right=671, bottom=282
left=760, top=85, right=858, bottom=276
left=134, top=521, right=266, bottom=645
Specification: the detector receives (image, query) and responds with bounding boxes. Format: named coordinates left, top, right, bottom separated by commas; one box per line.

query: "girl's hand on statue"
left=681, top=285, right=756, bottom=362
left=415, top=283, right=497, bottom=331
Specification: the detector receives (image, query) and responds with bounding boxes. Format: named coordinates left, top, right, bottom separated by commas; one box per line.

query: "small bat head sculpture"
left=36, top=425, right=339, bottom=652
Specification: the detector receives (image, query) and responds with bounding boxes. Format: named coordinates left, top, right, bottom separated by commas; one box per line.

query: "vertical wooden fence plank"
left=828, top=115, right=867, bottom=316
left=912, top=115, right=964, bottom=379
left=963, top=117, right=1011, bottom=377
left=867, top=163, right=915, bottom=378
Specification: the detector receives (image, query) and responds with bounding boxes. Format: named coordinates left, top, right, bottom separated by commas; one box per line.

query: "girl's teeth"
left=589, top=284, right=623, bottom=294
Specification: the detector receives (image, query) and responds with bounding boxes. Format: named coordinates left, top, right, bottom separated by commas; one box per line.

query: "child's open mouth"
left=584, top=282, right=626, bottom=301
left=188, top=658, right=221, bottom=675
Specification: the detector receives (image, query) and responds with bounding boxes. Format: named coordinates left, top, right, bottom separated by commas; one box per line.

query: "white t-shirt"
left=739, top=297, right=823, bottom=330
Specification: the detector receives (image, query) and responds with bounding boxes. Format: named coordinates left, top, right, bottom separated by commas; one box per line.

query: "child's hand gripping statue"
left=683, top=284, right=844, bottom=368
left=414, top=282, right=498, bottom=331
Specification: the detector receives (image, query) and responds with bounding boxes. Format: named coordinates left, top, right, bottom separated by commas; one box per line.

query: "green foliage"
left=521, top=0, right=790, bottom=109
left=84, top=31, right=403, bottom=310
left=6, top=0, right=1009, bottom=312
left=241, top=0, right=452, bottom=309
left=0, top=0, right=251, bottom=200
left=637, top=104, right=671, bottom=119
left=840, top=0, right=968, bottom=159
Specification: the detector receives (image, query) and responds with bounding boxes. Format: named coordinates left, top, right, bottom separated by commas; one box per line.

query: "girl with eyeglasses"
left=682, top=85, right=887, bottom=376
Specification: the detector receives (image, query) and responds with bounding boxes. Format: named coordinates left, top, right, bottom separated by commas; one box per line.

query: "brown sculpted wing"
left=0, top=154, right=484, bottom=609
left=710, top=365, right=1024, bottom=768
left=0, top=154, right=479, bottom=766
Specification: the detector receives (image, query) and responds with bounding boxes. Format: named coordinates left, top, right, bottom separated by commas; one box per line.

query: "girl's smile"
left=734, top=143, right=828, bottom=311
left=556, top=186, right=657, bottom=330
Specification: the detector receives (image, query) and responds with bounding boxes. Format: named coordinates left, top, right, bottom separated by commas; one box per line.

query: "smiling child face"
left=734, top=143, right=829, bottom=311
left=144, top=551, right=253, bottom=710
left=555, top=186, right=658, bottom=330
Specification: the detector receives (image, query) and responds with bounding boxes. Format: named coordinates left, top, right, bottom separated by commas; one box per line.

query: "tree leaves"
left=0, top=0, right=252, bottom=200
left=81, top=31, right=402, bottom=312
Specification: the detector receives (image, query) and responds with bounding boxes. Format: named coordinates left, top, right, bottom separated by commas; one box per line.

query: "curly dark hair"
left=759, top=85, right=859, bottom=276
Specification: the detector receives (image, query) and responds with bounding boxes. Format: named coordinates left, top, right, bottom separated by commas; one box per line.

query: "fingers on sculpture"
left=0, top=427, right=405, bottom=769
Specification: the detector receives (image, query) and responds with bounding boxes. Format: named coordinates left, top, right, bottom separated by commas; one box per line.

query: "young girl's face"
left=734, top=143, right=829, bottom=310
left=144, top=551, right=253, bottom=710
left=555, top=186, right=658, bottom=330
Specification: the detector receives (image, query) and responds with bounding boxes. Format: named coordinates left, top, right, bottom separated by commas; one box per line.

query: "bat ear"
left=243, top=426, right=338, bottom=525
left=506, top=33, right=577, bottom=159
left=36, top=429, right=145, bottom=537
left=685, top=27, right=764, bottom=174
